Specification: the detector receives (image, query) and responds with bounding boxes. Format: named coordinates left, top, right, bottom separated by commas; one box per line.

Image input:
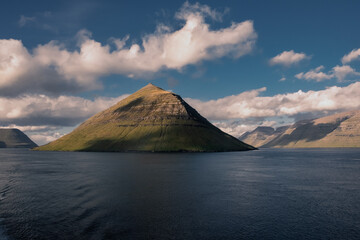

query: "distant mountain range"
left=35, top=84, right=255, bottom=152
left=0, top=129, right=38, bottom=148
left=239, top=110, right=360, bottom=148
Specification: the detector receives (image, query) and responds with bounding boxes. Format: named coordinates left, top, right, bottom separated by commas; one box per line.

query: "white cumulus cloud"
left=0, top=94, right=128, bottom=145
left=0, top=2, right=257, bottom=96
left=1, top=82, right=360, bottom=144
left=187, top=81, right=360, bottom=120
left=332, top=65, right=360, bottom=81
left=213, top=120, right=276, bottom=138
left=0, top=94, right=128, bottom=127
left=30, top=132, right=64, bottom=146
left=342, top=48, right=360, bottom=64
left=269, top=50, right=309, bottom=66
left=295, top=65, right=360, bottom=82
left=295, top=66, right=333, bottom=82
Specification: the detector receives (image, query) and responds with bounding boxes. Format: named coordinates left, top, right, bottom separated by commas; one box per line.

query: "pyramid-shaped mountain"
left=35, top=84, right=255, bottom=152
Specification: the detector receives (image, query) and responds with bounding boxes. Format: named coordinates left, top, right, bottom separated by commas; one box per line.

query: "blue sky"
left=1, top=0, right=360, bottom=144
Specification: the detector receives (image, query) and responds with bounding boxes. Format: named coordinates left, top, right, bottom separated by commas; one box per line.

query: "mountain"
left=240, top=110, right=360, bottom=148
left=0, top=129, right=38, bottom=148
left=239, top=126, right=289, bottom=148
left=35, top=84, right=255, bottom=152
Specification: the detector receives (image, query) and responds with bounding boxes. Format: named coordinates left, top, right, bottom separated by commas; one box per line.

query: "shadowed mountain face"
left=240, top=110, right=360, bottom=148
left=0, top=129, right=38, bottom=148
left=239, top=126, right=289, bottom=147
left=35, top=84, right=255, bottom=152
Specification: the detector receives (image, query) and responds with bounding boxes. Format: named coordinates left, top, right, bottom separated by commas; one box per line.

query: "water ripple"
left=0, top=148, right=359, bottom=239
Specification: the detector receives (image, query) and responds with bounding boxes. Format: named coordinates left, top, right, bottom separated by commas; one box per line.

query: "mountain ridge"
left=239, top=126, right=289, bottom=147
left=239, top=110, right=360, bottom=148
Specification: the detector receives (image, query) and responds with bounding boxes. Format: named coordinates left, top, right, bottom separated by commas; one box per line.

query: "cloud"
left=269, top=50, right=309, bottom=66
left=1, top=81, right=360, bottom=143
left=2, top=3, right=257, bottom=96
left=176, top=1, right=227, bottom=22
left=0, top=94, right=128, bottom=127
left=295, top=65, right=360, bottom=82
left=17, top=1, right=99, bottom=33
left=0, top=124, right=64, bottom=145
left=0, top=93, right=128, bottom=145
left=29, top=132, right=64, bottom=146
left=18, top=15, right=36, bottom=27
left=342, top=48, right=360, bottom=64
left=332, top=65, right=360, bottom=81
left=213, top=120, right=276, bottom=138
left=295, top=66, right=333, bottom=82
left=18, top=12, right=58, bottom=33
left=186, top=81, right=360, bottom=120
left=0, top=124, right=60, bottom=132
left=0, top=39, right=101, bottom=97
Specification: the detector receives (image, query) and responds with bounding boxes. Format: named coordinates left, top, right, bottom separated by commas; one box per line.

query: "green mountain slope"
left=0, top=129, right=38, bottom=148
left=35, top=84, right=255, bottom=152
left=240, top=110, right=360, bottom=148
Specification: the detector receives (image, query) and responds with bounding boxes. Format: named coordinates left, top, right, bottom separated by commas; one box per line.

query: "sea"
left=0, top=148, right=359, bottom=240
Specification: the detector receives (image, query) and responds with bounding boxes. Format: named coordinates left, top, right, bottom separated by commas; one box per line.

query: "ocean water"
left=0, top=148, right=359, bottom=240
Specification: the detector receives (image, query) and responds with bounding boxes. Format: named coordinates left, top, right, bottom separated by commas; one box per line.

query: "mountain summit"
left=35, top=84, right=255, bottom=152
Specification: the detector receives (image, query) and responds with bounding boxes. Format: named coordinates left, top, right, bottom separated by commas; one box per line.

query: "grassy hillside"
left=35, top=84, right=255, bottom=152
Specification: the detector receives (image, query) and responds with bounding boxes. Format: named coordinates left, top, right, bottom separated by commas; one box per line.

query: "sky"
left=1, top=0, right=360, bottom=144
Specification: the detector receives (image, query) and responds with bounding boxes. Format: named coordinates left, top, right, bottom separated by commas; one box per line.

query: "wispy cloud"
left=18, top=15, right=36, bottom=27
left=17, top=1, right=99, bottom=33
left=342, top=48, right=360, bottom=64
left=176, top=1, right=228, bottom=22
left=270, top=50, right=310, bottom=66
left=17, top=12, right=60, bottom=33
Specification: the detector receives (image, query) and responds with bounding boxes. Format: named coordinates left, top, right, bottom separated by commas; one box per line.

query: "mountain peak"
left=146, top=82, right=156, bottom=87
left=141, top=82, right=166, bottom=91
left=35, top=84, right=255, bottom=152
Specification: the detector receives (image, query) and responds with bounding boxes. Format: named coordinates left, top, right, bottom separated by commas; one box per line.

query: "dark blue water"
left=0, top=148, right=359, bottom=240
